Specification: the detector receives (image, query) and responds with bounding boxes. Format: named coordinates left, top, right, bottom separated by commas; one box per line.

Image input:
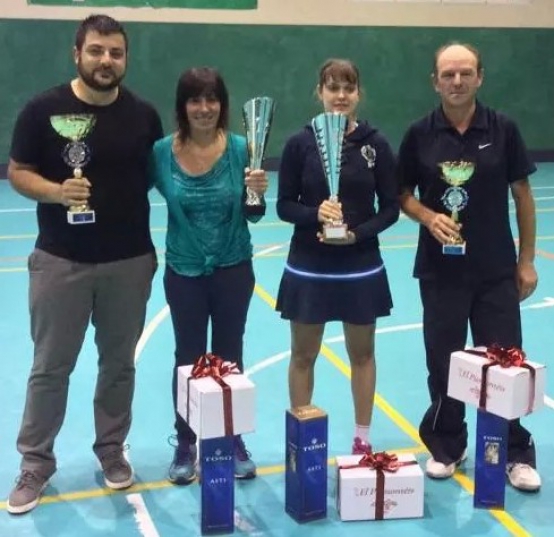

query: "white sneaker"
left=506, top=463, right=541, bottom=492
left=425, top=450, right=467, bottom=479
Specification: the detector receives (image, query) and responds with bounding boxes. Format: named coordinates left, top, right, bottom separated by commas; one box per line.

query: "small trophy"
left=439, top=161, right=474, bottom=255
left=242, top=96, right=275, bottom=217
left=50, top=114, right=96, bottom=225
left=312, top=112, right=347, bottom=240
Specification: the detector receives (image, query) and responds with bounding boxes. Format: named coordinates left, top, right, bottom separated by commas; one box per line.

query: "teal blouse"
left=150, top=133, right=254, bottom=276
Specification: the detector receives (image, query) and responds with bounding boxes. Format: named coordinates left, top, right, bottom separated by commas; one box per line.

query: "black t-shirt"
left=397, top=102, right=536, bottom=282
left=10, top=83, right=163, bottom=263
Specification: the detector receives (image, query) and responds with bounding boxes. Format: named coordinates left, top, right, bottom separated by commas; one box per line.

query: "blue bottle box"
left=474, top=409, right=508, bottom=509
left=285, top=405, right=328, bottom=522
left=200, top=436, right=235, bottom=534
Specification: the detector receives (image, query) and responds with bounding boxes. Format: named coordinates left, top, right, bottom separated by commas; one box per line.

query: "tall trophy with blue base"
left=439, top=160, right=474, bottom=255
left=242, top=96, right=275, bottom=217
left=50, top=114, right=96, bottom=225
left=312, top=112, right=347, bottom=241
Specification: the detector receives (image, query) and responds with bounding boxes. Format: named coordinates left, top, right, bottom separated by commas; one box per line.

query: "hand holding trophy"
left=242, top=96, right=275, bottom=217
left=50, top=114, right=96, bottom=225
left=312, top=112, right=348, bottom=241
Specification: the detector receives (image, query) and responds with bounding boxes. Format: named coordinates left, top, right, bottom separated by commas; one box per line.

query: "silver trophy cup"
left=242, top=96, right=275, bottom=216
left=312, top=112, right=347, bottom=240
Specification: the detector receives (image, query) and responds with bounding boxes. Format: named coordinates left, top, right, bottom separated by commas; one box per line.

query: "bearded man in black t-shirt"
left=6, top=14, right=163, bottom=515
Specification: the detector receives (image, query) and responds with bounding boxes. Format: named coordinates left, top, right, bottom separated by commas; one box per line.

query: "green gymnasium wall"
left=1, top=19, right=553, bottom=162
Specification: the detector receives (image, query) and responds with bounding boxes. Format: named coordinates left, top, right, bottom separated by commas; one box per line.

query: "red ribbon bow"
left=340, top=451, right=416, bottom=520
left=187, top=353, right=239, bottom=437
left=465, top=345, right=535, bottom=414
left=482, top=344, right=526, bottom=368
left=357, top=451, right=401, bottom=473
left=191, top=353, right=239, bottom=380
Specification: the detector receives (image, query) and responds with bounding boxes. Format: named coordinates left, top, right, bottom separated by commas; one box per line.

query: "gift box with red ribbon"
left=447, top=345, right=546, bottom=420
left=336, top=452, right=423, bottom=521
left=177, top=353, right=256, bottom=439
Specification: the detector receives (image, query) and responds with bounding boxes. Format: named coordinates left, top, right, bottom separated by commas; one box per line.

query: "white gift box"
left=177, top=364, right=255, bottom=439
left=336, top=453, right=424, bottom=521
left=447, top=349, right=546, bottom=420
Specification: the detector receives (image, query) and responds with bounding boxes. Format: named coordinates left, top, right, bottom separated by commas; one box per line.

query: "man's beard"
left=78, top=63, right=124, bottom=92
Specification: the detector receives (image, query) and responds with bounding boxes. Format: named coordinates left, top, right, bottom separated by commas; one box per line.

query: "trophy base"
left=67, top=209, right=95, bottom=225
left=323, top=223, right=348, bottom=241
left=244, top=202, right=266, bottom=217
left=442, top=241, right=466, bottom=256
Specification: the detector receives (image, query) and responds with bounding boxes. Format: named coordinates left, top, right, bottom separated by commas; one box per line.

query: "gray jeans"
left=17, top=249, right=157, bottom=478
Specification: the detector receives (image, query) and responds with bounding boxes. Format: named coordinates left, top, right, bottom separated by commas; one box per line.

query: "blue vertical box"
left=285, top=405, right=328, bottom=522
left=474, top=409, right=508, bottom=509
left=200, top=437, right=234, bottom=534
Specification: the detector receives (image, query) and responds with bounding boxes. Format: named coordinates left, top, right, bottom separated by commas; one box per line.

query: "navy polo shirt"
left=397, top=102, right=536, bottom=282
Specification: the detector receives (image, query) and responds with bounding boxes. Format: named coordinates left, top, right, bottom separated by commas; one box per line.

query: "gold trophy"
left=439, top=161, right=474, bottom=255
left=50, top=114, right=96, bottom=225
left=312, top=112, right=347, bottom=240
left=242, top=96, right=276, bottom=217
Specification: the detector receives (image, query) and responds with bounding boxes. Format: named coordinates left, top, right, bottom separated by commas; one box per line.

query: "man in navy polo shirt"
left=397, top=42, right=540, bottom=491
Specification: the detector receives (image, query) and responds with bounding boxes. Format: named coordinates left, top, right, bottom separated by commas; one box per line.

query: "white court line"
left=244, top=323, right=424, bottom=375
left=510, top=196, right=554, bottom=203
left=324, top=322, right=423, bottom=344
left=526, top=296, right=554, bottom=309
left=244, top=298, right=554, bottom=409
left=126, top=493, right=161, bottom=537
left=0, top=207, right=35, bottom=214
left=135, top=305, right=169, bottom=363
left=135, top=274, right=554, bottom=406
left=244, top=351, right=291, bottom=376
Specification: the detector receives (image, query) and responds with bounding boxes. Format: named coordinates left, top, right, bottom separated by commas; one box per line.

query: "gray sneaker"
left=99, top=449, right=134, bottom=490
left=7, top=470, right=48, bottom=515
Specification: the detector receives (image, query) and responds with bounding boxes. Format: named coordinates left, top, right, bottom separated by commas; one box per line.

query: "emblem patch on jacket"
left=361, top=144, right=376, bottom=168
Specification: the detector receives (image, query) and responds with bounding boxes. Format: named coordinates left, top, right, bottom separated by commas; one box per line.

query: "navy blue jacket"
left=278, top=121, right=399, bottom=273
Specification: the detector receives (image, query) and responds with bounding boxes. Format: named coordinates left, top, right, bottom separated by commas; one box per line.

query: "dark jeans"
left=164, top=261, right=255, bottom=444
left=418, top=276, right=536, bottom=467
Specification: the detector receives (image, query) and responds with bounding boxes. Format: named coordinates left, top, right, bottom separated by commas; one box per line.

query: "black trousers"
left=418, top=276, right=536, bottom=467
left=164, top=261, right=255, bottom=444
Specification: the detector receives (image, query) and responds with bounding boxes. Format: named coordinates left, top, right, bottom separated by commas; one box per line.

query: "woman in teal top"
left=149, top=67, right=268, bottom=485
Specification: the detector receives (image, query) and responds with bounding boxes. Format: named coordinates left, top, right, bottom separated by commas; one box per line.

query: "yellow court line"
left=253, top=283, right=532, bottom=537
left=0, top=446, right=427, bottom=512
